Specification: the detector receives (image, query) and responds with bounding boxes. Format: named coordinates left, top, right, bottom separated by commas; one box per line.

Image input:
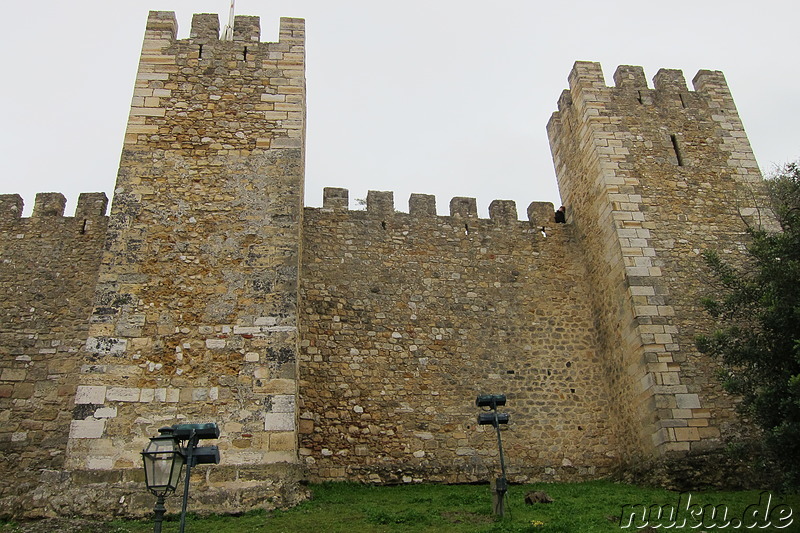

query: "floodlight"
left=477, top=412, right=510, bottom=426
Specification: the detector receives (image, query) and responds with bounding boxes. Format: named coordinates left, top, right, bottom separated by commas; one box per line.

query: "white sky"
left=1, top=1, right=798, bottom=217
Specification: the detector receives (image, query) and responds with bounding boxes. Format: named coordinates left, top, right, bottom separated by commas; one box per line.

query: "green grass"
left=5, top=481, right=800, bottom=532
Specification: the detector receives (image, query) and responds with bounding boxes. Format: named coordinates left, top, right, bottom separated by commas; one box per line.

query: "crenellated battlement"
left=0, top=11, right=771, bottom=516
left=0, top=192, right=108, bottom=221
left=125, top=11, right=305, bottom=151
left=552, top=61, right=735, bottom=119
left=145, top=10, right=304, bottom=53
left=318, top=187, right=557, bottom=226
left=148, top=10, right=304, bottom=45
left=546, top=59, right=765, bottom=466
left=139, top=10, right=305, bottom=74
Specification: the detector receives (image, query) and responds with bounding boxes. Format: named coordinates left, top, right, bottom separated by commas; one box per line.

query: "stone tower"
left=0, top=11, right=776, bottom=518
left=64, top=11, right=307, bottom=504
left=547, top=62, right=768, bottom=465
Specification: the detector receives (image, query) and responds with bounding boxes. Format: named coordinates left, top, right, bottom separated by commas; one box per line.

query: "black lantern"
left=141, top=422, right=221, bottom=533
left=142, top=427, right=185, bottom=533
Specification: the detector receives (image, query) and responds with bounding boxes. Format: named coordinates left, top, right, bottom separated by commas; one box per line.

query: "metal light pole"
left=170, top=423, right=221, bottom=533
left=151, top=493, right=167, bottom=533
left=476, top=394, right=510, bottom=517
left=178, top=428, right=196, bottom=533
left=142, top=423, right=220, bottom=533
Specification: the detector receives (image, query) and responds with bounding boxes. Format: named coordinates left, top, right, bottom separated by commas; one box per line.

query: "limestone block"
left=140, top=388, right=155, bottom=403
left=268, top=394, right=295, bottom=413
left=673, top=427, right=700, bottom=441
left=69, top=419, right=106, bottom=439
left=94, top=407, right=118, bottom=418
left=206, top=339, right=226, bottom=349
left=255, top=379, right=295, bottom=394
left=165, top=388, right=180, bottom=403
left=106, top=387, right=141, bottom=402
left=261, top=93, right=285, bottom=103
left=192, top=388, right=209, bottom=401
left=354, top=445, right=370, bottom=456
left=675, top=394, right=701, bottom=409
left=234, top=326, right=261, bottom=335
left=74, top=385, right=107, bottom=404
left=265, top=325, right=296, bottom=332
left=265, top=412, right=295, bottom=431
left=269, top=431, right=296, bottom=451
left=86, top=457, right=115, bottom=470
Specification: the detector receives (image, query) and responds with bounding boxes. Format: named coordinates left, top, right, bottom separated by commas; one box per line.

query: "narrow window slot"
left=637, top=90, right=643, bottom=105
left=464, top=223, right=470, bottom=235
left=243, top=47, right=248, bottom=61
left=679, top=93, right=687, bottom=108
left=670, top=134, right=684, bottom=166
left=80, top=219, right=88, bottom=235
left=198, top=44, right=204, bottom=59
left=381, top=221, right=387, bottom=230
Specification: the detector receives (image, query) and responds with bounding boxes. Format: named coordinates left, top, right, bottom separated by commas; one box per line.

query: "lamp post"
left=141, top=427, right=185, bottom=533
left=142, top=423, right=220, bottom=533
left=476, top=394, right=510, bottom=517
left=170, top=423, right=221, bottom=533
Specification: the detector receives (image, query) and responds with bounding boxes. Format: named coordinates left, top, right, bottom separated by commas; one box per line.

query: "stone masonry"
left=299, top=193, right=615, bottom=483
left=0, top=11, right=774, bottom=519
left=547, top=63, right=769, bottom=465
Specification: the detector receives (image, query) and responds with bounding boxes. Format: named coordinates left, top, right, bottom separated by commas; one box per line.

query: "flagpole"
left=222, top=0, right=235, bottom=40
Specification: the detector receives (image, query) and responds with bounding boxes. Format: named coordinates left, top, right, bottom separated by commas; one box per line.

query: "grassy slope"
left=100, top=481, right=800, bottom=533
left=3, top=481, right=799, bottom=532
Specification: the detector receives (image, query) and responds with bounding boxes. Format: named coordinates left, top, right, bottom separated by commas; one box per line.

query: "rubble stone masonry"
left=0, top=11, right=774, bottom=519
left=299, top=193, right=615, bottom=483
left=0, top=193, right=108, bottom=500
left=548, top=62, right=770, bottom=465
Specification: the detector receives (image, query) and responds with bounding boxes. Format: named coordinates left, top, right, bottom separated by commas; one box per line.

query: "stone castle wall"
left=0, top=9, right=774, bottom=520
left=1, top=12, right=309, bottom=518
left=548, top=62, right=770, bottom=466
left=298, top=191, right=616, bottom=483
left=66, top=10, right=306, bottom=473
left=0, top=193, right=108, bottom=503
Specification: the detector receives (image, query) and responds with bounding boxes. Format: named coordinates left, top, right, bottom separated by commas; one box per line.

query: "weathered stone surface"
left=547, top=62, right=768, bottom=462
left=0, top=190, right=109, bottom=502
left=0, top=12, right=774, bottom=521
left=299, top=204, right=612, bottom=483
left=0, top=10, right=306, bottom=519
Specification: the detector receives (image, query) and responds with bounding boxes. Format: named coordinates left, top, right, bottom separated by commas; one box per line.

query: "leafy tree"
left=696, top=162, right=800, bottom=489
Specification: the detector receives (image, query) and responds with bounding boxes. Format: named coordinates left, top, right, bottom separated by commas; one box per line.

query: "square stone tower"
left=64, top=11, right=307, bottom=505
left=547, top=62, right=770, bottom=466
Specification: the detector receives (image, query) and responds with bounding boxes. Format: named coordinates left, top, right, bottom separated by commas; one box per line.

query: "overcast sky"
left=1, top=1, right=798, bottom=217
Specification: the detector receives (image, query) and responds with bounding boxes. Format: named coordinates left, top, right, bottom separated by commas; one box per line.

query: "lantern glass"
left=142, top=435, right=184, bottom=495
